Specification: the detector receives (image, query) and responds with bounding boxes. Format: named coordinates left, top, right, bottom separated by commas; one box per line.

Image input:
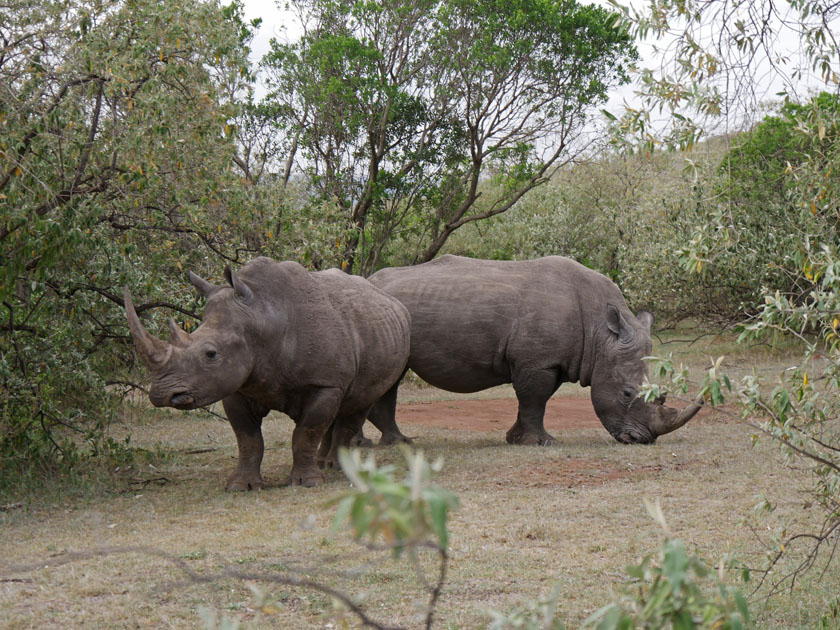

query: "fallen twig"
left=127, top=477, right=171, bottom=490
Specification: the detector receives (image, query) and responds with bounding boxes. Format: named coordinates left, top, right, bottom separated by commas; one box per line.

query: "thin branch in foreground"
left=0, top=545, right=409, bottom=630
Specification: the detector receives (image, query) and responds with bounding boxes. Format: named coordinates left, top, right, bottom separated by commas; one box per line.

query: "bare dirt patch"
left=394, top=395, right=717, bottom=433
left=391, top=395, right=710, bottom=490
left=505, top=458, right=678, bottom=489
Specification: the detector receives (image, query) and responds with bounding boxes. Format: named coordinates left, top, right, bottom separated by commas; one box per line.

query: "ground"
left=5, top=384, right=824, bottom=630
left=394, top=395, right=605, bottom=433
left=380, top=394, right=713, bottom=488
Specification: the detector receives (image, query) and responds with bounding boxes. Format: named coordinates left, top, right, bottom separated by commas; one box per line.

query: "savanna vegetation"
left=2, top=0, right=840, bottom=627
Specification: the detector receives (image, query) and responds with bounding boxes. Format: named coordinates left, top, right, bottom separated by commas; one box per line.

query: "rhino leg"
left=348, top=429, right=374, bottom=448
left=317, top=420, right=337, bottom=467
left=367, top=379, right=412, bottom=446
left=318, top=409, right=370, bottom=469
left=287, top=388, right=342, bottom=487
left=222, top=393, right=269, bottom=491
left=506, top=369, right=559, bottom=447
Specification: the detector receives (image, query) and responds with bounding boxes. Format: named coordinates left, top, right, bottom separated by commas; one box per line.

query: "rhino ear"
left=606, top=304, right=635, bottom=343
left=189, top=271, right=215, bottom=297
left=224, top=266, right=253, bottom=302
left=636, top=310, right=654, bottom=333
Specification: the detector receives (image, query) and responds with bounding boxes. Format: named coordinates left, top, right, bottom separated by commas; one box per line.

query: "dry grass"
left=1, top=331, right=838, bottom=629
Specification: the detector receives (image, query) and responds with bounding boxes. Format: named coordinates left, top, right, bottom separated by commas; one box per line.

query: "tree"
left=0, top=0, right=257, bottom=484
left=258, top=0, right=638, bottom=275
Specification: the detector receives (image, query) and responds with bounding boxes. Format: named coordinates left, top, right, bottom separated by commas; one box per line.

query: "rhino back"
left=369, top=255, right=625, bottom=390
left=234, top=259, right=407, bottom=410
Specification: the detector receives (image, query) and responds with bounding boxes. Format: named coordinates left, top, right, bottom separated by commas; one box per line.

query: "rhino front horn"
left=650, top=396, right=704, bottom=437
left=124, top=287, right=172, bottom=368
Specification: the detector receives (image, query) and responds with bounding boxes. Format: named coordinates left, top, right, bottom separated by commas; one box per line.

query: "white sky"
left=242, top=2, right=297, bottom=63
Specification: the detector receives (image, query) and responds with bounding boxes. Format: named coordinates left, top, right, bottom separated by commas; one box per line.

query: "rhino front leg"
left=507, top=369, right=559, bottom=446
left=222, top=393, right=269, bottom=491
left=288, top=388, right=342, bottom=487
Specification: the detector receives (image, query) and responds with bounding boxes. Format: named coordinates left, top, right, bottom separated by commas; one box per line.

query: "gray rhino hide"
left=364, top=255, right=701, bottom=446
left=125, top=257, right=410, bottom=489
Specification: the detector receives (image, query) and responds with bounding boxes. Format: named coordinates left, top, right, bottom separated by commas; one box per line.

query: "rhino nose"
left=170, top=392, right=195, bottom=409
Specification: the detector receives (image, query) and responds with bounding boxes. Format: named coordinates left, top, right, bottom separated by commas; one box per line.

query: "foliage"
left=606, top=0, right=840, bottom=151
left=486, top=502, right=752, bottom=630
left=443, top=154, right=664, bottom=278
left=331, top=446, right=459, bottom=555
left=641, top=93, right=840, bottom=586
left=486, top=582, right=567, bottom=630
left=258, top=0, right=637, bottom=275
left=673, top=93, right=840, bottom=320
left=582, top=538, right=751, bottom=630
left=196, top=447, right=459, bottom=630
left=443, top=138, right=737, bottom=321
left=330, top=446, right=458, bottom=629
left=582, top=501, right=752, bottom=630
left=0, top=0, right=259, bottom=489
left=693, top=95, right=840, bottom=570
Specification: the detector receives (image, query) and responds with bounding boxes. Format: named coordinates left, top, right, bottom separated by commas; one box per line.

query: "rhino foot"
left=379, top=432, right=413, bottom=446
left=317, top=452, right=339, bottom=470
left=287, top=465, right=326, bottom=487
left=348, top=434, right=374, bottom=448
left=506, top=429, right=557, bottom=447
left=225, top=472, right=265, bottom=492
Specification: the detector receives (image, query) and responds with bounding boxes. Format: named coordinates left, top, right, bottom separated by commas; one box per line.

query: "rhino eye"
left=205, top=349, right=217, bottom=359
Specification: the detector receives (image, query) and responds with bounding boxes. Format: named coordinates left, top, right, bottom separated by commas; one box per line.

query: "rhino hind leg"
left=287, top=388, right=343, bottom=487
left=348, top=430, right=374, bottom=448
left=507, top=369, right=560, bottom=447
left=222, top=393, right=269, bottom=491
left=318, top=409, right=371, bottom=470
left=367, top=380, right=412, bottom=445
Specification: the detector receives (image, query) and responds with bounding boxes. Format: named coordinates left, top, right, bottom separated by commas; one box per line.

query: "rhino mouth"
left=170, top=392, right=196, bottom=409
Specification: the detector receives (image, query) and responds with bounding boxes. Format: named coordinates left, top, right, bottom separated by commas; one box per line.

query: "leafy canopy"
left=258, top=0, right=637, bottom=275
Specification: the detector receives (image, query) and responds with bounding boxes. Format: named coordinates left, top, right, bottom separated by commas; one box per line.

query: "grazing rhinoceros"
left=124, top=257, right=410, bottom=489
left=360, top=255, right=702, bottom=446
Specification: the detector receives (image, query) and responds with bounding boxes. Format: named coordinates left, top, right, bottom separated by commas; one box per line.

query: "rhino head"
left=124, top=268, right=254, bottom=410
left=590, top=305, right=702, bottom=444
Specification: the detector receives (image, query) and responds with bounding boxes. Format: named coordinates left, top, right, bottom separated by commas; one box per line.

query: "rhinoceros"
left=360, top=255, right=701, bottom=446
left=124, top=256, right=410, bottom=489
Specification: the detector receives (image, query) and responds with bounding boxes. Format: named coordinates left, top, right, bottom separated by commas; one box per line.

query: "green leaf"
left=662, top=539, right=689, bottom=595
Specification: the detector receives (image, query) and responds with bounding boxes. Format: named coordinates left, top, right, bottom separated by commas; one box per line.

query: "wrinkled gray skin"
left=361, top=255, right=702, bottom=446
left=125, top=257, right=410, bottom=490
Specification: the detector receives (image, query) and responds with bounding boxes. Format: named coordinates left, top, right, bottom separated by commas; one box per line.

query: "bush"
left=0, top=0, right=257, bottom=491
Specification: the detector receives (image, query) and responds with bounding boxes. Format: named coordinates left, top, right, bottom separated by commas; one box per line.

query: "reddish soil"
left=395, top=396, right=704, bottom=487
left=396, top=396, right=714, bottom=432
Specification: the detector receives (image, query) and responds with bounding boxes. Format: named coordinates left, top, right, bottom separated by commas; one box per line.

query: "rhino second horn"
left=650, top=396, right=704, bottom=437
left=168, top=318, right=191, bottom=347
left=124, top=287, right=171, bottom=368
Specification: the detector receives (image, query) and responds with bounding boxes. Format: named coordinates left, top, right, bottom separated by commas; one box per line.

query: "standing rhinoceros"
left=124, top=256, right=410, bottom=489
left=361, top=255, right=701, bottom=446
